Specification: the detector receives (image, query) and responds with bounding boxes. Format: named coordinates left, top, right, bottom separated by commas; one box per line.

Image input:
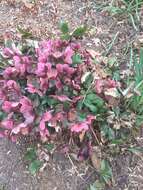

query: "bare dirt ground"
left=0, top=0, right=143, bottom=190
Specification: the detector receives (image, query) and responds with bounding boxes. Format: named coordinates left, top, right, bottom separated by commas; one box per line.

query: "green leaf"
left=89, top=184, right=96, bottom=190
left=72, top=26, right=87, bottom=38
left=136, top=115, right=143, bottom=127
left=88, top=180, right=105, bottom=190
left=111, top=139, right=124, bottom=145
left=17, top=26, right=33, bottom=38
left=44, top=143, right=54, bottom=152
left=100, top=160, right=112, bottom=184
left=83, top=73, right=93, bottom=88
left=59, top=22, right=69, bottom=34
left=29, top=160, right=42, bottom=175
left=72, top=54, right=82, bottom=64
left=78, top=112, right=87, bottom=121
left=61, top=33, right=71, bottom=40
left=43, top=97, right=58, bottom=106
left=84, top=101, right=97, bottom=113
left=128, top=147, right=143, bottom=154
left=25, top=148, right=37, bottom=161
left=0, top=111, right=7, bottom=120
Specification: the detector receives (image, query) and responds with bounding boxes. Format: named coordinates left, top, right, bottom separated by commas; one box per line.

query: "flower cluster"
left=0, top=39, right=97, bottom=142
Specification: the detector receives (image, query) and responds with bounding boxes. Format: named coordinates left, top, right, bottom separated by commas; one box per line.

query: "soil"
left=0, top=0, right=143, bottom=190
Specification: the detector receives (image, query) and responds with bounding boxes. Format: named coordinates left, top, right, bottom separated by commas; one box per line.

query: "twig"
left=89, top=126, right=101, bottom=146
left=67, top=153, right=84, bottom=180
left=105, top=31, right=119, bottom=56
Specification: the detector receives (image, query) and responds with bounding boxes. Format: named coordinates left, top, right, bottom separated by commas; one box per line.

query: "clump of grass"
left=93, top=0, right=143, bottom=30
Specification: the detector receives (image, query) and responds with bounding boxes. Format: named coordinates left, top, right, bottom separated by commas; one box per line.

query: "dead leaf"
left=104, top=88, right=119, bottom=98
left=39, top=162, right=47, bottom=172
left=86, top=49, right=101, bottom=59
left=91, top=147, right=101, bottom=172
left=22, top=0, right=35, bottom=9
left=79, top=131, right=86, bottom=142
left=67, top=109, right=77, bottom=122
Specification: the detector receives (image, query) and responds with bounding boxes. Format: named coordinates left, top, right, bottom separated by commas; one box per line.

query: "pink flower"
left=56, top=64, right=64, bottom=73
left=13, top=56, right=26, bottom=75
left=39, top=121, right=46, bottom=130
left=0, top=90, right=5, bottom=101
left=38, top=54, right=47, bottom=63
left=71, top=115, right=96, bottom=133
left=86, top=115, right=96, bottom=124
left=6, top=80, right=20, bottom=92
left=39, top=111, right=52, bottom=131
left=39, top=128, right=50, bottom=142
left=2, top=101, right=19, bottom=112
left=95, top=80, right=104, bottom=94
left=52, top=51, right=63, bottom=59
left=36, top=62, right=46, bottom=76
left=3, top=48, right=14, bottom=58
left=0, top=132, right=5, bottom=138
left=106, top=79, right=118, bottom=88
left=22, top=56, right=30, bottom=64
left=20, top=96, right=33, bottom=113
left=23, top=112, right=35, bottom=125
left=55, top=78, right=62, bottom=89
left=1, top=119, right=14, bottom=129
left=47, top=69, right=58, bottom=79
left=71, top=43, right=81, bottom=50
left=50, top=95, right=72, bottom=102
left=26, top=83, right=43, bottom=96
left=63, top=64, right=75, bottom=75
left=39, top=112, right=52, bottom=141
left=3, top=67, right=18, bottom=79
left=39, top=77, right=49, bottom=93
left=42, top=111, right=52, bottom=122
left=11, top=123, right=27, bottom=134
left=72, top=80, right=81, bottom=90
left=13, top=55, right=21, bottom=64
left=71, top=122, right=89, bottom=133
left=64, top=46, right=74, bottom=64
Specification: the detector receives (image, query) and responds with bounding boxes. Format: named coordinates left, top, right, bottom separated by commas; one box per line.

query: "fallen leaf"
left=79, top=130, right=86, bottom=142
left=91, top=147, right=101, bottom=172
left=104, top=88, right=119, bottom=98
left=87, top=49, right=101, bottom=59
left=22, top=0, right=35, bottom=9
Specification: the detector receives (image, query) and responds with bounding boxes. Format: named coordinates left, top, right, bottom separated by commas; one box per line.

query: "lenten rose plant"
left=0, top=39, right=118, bottom=144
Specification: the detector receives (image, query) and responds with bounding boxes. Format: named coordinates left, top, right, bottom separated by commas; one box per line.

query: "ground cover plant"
left=0, top=22, right=143, bottom=189
left=93, top=0, right=143, bottom=30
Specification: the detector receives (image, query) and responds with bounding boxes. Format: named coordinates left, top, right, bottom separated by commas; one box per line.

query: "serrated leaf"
left=100, top=160, right=112, bottom=185
left=25, top=148, right=37, bottom=161
left=0, top=111, right=7, bottom=120
left=128, top=147, right=143, bottom=156
left=111, top=139, right=124, bottom=145
left=44, top=143, right=54, bottom=152
left=83, top=73, right=93, bottom=88
left=91, top=149, right=101, bottom=172
left=59, top=22, right=69, bottom=34
left=17, top=26, right=32, bottom=38
left=29, top=160, right=42, bottom=175
left=84, top=101, right=97, bottom=113
left=72, top=26, right=87, bottom=38
left=88, top=180, right=105, bottom=190
left=89, top=184, right=96, bottom=190
left=61, top=34, right=71, bottom=40
left=72, top=53, right=82, bottom=64
left=81, top=72, right=91, bottom=83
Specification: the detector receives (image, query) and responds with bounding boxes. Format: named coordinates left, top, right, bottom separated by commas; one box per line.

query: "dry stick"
left=67, top=153, right=85, bottom=180
left=105, top=31, right=119, bottom=56
left=89, top=125, right=101, bottom=146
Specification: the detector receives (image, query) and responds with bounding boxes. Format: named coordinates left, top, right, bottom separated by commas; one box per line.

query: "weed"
left=93, top=0, right=143, bottom=30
